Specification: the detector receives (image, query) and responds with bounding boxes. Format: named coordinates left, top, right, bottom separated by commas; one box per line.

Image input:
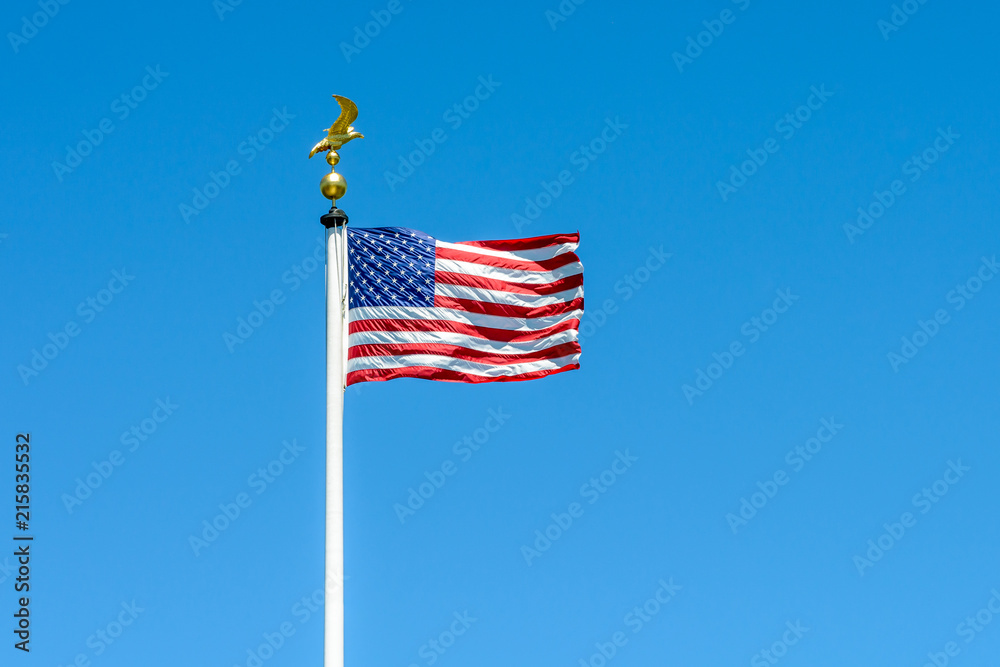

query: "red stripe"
left=452, top=232, right=579, bottom=252
left=436, top=245, right=581, bottom=272
left=348, top=317, right=580, bottom=343
left=348, top=341, right=581, bottom=365
left=435, top=270, right=583, bottom=296
left=347, top=363, right=580, bottom=386
left=434, top=295, right=583, bottom=319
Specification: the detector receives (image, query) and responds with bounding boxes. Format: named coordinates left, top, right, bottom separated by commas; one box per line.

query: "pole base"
left=321, top=206, right=348, bottom=228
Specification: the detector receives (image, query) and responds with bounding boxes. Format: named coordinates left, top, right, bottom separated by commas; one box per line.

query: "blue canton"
left=348, top=227, right=436, bottom=309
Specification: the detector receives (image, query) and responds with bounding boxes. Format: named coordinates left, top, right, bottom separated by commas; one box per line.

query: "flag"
left=346, top=227, right=583, bottom=385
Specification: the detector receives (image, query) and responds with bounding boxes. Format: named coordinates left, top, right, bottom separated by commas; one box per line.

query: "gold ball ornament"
left=320, top=171, right=347, bottom=200
left=326, top=150, right=340, bottom=167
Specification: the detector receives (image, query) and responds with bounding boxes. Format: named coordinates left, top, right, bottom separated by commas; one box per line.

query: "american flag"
left=346, top=227, right=583, bottom=385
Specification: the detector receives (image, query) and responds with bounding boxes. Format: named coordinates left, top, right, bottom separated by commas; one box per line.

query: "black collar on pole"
left=321, top=205, right=348, bottom=228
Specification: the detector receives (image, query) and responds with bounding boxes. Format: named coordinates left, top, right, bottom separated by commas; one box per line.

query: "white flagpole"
left=324, top=208, right=348, bottom=667
left=311, top=96, right=359, bottom=666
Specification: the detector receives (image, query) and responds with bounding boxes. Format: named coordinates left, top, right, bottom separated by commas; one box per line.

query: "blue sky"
left=2, top=0, right=999, bottom=665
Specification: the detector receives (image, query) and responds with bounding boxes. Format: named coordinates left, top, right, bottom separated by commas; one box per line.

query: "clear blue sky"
left=2, top=0, right=999, bottom=665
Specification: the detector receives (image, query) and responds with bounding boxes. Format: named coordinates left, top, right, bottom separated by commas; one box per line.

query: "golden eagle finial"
left=309, top=94, right=365, bottom=159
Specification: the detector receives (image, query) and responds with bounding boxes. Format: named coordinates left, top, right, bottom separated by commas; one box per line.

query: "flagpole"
left=323, top=204, right=347, bottom=667
left=320, top=173, right=349, bottom=667
left=311, top=94, right=361, bottom=667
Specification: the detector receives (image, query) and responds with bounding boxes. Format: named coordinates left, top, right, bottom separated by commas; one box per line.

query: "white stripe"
left=436, top=239, right=578, bottom=263
left=435, top=257, right=582, bottom=284
left=349, top=306, right=582, bottom=331
left=434, top=282, right=583, bottom=307
left=349, top=329, right=577, bottom=354
left=347, top=353, right=581, bottom=376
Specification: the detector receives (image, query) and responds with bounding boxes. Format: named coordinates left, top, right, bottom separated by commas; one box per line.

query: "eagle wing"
left=327, top=95, right=359, bottom=136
